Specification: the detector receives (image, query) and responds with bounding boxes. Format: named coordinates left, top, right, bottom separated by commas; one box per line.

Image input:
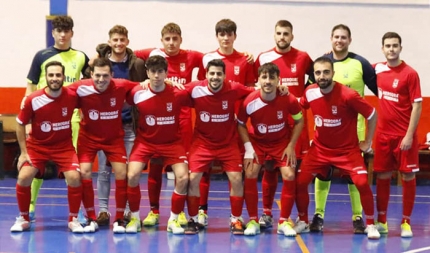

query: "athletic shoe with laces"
left=375, top=221, right=388, bottom=234
left=143, top=211, right=159, bottom=227
left=126, top=217, right=142, bottom=233
left=277, top=221, right=297, bottom=237
left=400, top=222, right=413, bottom=238
left=167, top=219, right=185, bottom=234
left=198, top=210, right=208, bottom=227
left=365, top=224, right=381, bottom=239
left=353, top=216, right=366, bottom=234
left=230, top=218, right=245, bottom=235
left=68, top=217, right=84, bottom=233
left=113, top=219, right=126, bottom=234
left=178, top=211, right=188, bottom=226
left=309, top=214, right=324, bottom=232
left=10, top=216, right=31, bottom=232
left=259, top=214, right=273, bottom=229
left=83, top=219, right=99, bottom=233
left=184, top=218, right=200, bottom=235
left=244, top=220, right=261, bottom=236
left=96, top=211, right=110, bottom=226
left=293, top=220, right=310, bottom=234
left=29, top=211, right=36, bottom=223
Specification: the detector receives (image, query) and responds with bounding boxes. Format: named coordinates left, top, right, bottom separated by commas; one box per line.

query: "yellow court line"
left=276, top=200, right=310, bottom=253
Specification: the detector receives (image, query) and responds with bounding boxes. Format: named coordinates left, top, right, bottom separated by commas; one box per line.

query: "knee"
left=97, top=171, right=111, bottom=182
left=401, top=172, right=415, bottom=181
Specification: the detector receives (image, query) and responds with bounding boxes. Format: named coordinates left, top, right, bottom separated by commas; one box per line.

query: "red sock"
left=148, top=162, right=163, bottom=214
left=402, top=177, right=416, bottom=224
left=127, top=185, right=141, bottom=213
left=187, top=196, right=200, bottom=217
left=376, top=178, right=391, bottom=223
left=199, top=172, right=210, bottom=213
left=244, top=178, right=259, bottom=222
left=16, top=184, right=31, bottom=221
left=352, top=174, right=374, bottom=225
left=115, top=179, right=127, bottom=220
left=262, top=170, right=278, bottom=216
left=68, top=185, right=82, bottom=222
left=230, top=195, right=244, bottom=218
left=82, top=179, right=96, bottom=220
left=295, top=172, right=314, bottom=222
left=171, top=191, right=186, bottom=215
left=280, top=179, right=295, bottom=222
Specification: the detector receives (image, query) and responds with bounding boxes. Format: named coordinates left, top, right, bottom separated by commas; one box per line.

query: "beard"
left=317, top=78, right=333, bottom=90
left=276, top=41, right=290, bottom=50
left=47, top=80, right=63, bottom=91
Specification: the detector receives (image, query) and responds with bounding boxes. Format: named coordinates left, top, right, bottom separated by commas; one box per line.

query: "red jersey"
left=17, top=87, right=77, bottom=146
left=127, top=84, right=191, bottom=144
left=374, top=61, right=422, bottom=136
left=198, top=49, right=255, bottom=86
left=237, top=90, right=302, bottom=146
left=134, top=48, right=203, bottom=84
left=68, top=78, right=138, bottom=143
left=254, top=47, right=313, bottom=97
left=186, top=80, right=254, bottom=148
left=301, top=82, right=375, bottom=150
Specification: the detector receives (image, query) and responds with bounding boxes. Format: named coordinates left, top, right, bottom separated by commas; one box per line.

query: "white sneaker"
left=167, top=219, right=185, bottom=234
left=68, top=217, right=84, bottom=233
left=365, top=224, right=381, bottom=239
left=113, top=219, right=126, bottom=234
left=10, top=216, right=30, bottom=232
left=400, top=222, right=413, bottom=238
left=277, top=221, right=297, bottom=237
left=198, top=210, right=208, bottom=227
left=293, top=220, right=310, bottom=234
left=244, top=220, right=260, bottom=236
left=126, top=217, right=142, bottom=233
left=83, top=220, right=99, bottom=233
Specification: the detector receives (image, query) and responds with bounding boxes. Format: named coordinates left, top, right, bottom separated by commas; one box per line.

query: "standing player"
left=310, top=24, right=378, bottom=234
left=293, top=57, right=380, bottom=240
left=68, top=58, right=139, bottom=233
left=373, top=32, right=422, bottom=238
left=237, top=63, right=304, bottom=236
left=11, top=61, right=84, bottom=233
left=125, top=56, right=191, bottom=235
left=134, top=23, right=203, bottom=227
left=91, top=25, right=147, bottom=226
left=23, top=16, right=89, bottom=222
left=253, top=20, right=313, bottom=228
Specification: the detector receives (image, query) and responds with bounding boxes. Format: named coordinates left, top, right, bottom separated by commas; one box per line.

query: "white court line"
left=403, top=246, right=430, bottom=253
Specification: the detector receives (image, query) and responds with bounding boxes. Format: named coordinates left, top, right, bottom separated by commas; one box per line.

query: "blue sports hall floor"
left=1, top=174, right=430, bottom=253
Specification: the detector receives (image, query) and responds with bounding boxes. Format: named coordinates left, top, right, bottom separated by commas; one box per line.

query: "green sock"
left=29, top=178, right=44, bottom=212
left=314, top=179, right=331, bottom=218
left=348, top=184, right=363, bottom=220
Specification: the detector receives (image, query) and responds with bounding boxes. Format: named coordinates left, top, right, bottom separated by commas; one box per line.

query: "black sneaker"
left=353, top=216, right=366, bottom=234
left=258, top=214, right=274, bottom=229
left=309, top=214, right=324, bottom=232
left=230, top=219, right=245, bottom=235
left=184, top=219, right=199, bottom=235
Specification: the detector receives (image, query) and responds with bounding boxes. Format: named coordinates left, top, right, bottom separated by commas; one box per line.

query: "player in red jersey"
left=293, top=57, right=380, bottom=240
left=11, top=61, right=84, bottom=233
left=67, top=58, right=139, bottom=234
left=237, top=62, right=304, bottom=236
left=125, top=55, right=191, bottom=235
left=253, top=20, right=314, bottom=228
left=184, top=59, right=255, bottom=235
left=373, top=32, right=422, bottom=238
left=134, top=23, right=203, bottom=226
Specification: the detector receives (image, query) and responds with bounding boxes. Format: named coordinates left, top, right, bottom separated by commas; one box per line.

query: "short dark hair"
left=109, top=25, right=128, bottom=38
left=52, top=16, right=74, bottom=31
left=331, top=24, right=351, bottom=38
left=275, top=20, right=293, bottom=31
left=161, top=22, right=182, bottom=37
left=215, top=19, right=237, bottom=35
left=314, top=56, right=334, bottom=70
left=91, top=57, right=112, bottom=72
left=258, top=62, right=280, bottom=77
left=45, top=61, right=65, bottom=75
left=206, top=59, right=225, bottom=74
left=382, top=32, right=402, bottom=46
left=146, top=55, right=168, bottom=71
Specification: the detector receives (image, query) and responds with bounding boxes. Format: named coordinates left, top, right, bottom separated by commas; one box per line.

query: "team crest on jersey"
left=167, top=103, right=173, bottom=112
left=222, top=101, right=228, bottom=110
left=110, top=98, right=116, bottom=107
left=277, top=111, right=283, bottom=120
left=234, top=66, right=240, bottom=75
left=343, top=71, right=349, bottom=79
left=62, top=107, right=67, bottom=117
left=291, top=64, right=297, bottom=73
left=71, top=62, right=76, bottom=69
left=332, top=106, right=337, bottom=115
left=392, top=79, right=399, bottom=88
left=180, top=63, right=186, bottom=72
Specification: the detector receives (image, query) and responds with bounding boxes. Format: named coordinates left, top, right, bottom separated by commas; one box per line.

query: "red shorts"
left=129, top=140, right=187, bottom=165
left=374, top=133, right=419, bottom=173
left=253, top=142, right=289, bottom=168
left=188, top=143, right=242, bottom=173
left=26, top=142, right=79, bottom=179
left=77, top=135, right=127, bottom=164
left=295, top=127, right=310, bottom=160
left=299, top=144, right=368, bottom=177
